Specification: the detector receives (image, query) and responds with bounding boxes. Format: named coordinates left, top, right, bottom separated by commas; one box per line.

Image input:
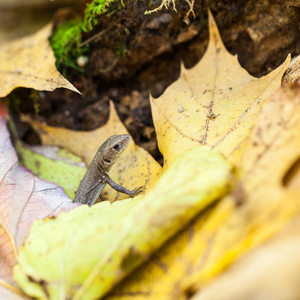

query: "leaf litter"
left=0, top=7, right=297, bottom=300
left=16, top=142, right=86, bottom=199
left=0, top=102, right=78, bottom=291
left=104, top=11, right=296, bottom=300
left=14, top=146, right=232, bottom=299
left=194, top=85, right=300, bottom=300
left=24, top=101, right=162, bottom=201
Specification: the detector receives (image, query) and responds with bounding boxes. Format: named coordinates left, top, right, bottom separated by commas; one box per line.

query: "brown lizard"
left=74, top=134, right=143, bottom=206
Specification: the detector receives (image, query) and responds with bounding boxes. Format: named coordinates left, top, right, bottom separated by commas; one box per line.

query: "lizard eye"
left=113, top=144, right=121, bottom=151
left=104, top=159, right=111, bottom=163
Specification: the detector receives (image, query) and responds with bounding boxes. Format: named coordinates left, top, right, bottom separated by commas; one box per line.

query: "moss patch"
left=50, top=19, right=85, bottom=71
left=83, top=0, right=120, bottom=32
left=50, top=0, right=124, bottom=71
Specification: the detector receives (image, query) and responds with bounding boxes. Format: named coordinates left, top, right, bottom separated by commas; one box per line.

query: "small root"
left=145, top=0, right=177, bottom=15
left=144, top=0, right=195, bottom=18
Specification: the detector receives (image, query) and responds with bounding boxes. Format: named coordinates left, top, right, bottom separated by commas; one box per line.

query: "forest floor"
left=13, top=0, right=300, bottom=164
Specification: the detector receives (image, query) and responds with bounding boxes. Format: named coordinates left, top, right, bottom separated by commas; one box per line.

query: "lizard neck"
left=94, top=158, right=109, bottom=174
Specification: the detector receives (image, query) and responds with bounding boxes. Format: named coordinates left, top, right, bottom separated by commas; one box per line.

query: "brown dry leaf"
left=0, top=102, right=78, bottom=287
left=25, top=101, right=162, bottom=201
left=0, top=23, right=80, bottom=98
left=150, top=10, right=290, bottom=167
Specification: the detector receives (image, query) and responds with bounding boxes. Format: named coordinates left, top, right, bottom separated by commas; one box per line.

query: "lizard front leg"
left=105, top=175, right=144, bottom=198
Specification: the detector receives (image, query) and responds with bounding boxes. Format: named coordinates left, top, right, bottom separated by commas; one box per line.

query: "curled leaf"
left=14, top=147, right=232, bottom=300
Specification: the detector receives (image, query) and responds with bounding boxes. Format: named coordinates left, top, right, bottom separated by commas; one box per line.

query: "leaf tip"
left=68, top=84, right=82, bottom=95
left=207, top=8, right=226, bottom=52
left=108, top=100, right=119, bottom=121
left=207, top=8, right=214, bottom=24
left=285, top=53, right=292, bottom=66
left=207, top=8, right=217, bottom=33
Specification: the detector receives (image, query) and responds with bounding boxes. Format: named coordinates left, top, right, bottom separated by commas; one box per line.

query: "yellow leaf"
left=0, top=23, right=80, bottom=97
left=108, top=84, right=300, bottom=300
left=104, top=13, right=295, bottom=300
left=192, top=218, right=300, bottom=300
left=11, top=8, right=295, bottom=300
left=14, top=147, right=232, bottom=300
left=151, top=10, right=290, bottom=167
left=25, top=101, right=162, bottom=201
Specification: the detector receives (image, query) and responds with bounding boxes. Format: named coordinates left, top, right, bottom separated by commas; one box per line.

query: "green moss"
left=50, top=0, right=196, bottom=71
left=50, top=0, right=121, bottom=71
left=50, top=19, right=85, bottom=71
left=83, top=0, right=118, bottom=32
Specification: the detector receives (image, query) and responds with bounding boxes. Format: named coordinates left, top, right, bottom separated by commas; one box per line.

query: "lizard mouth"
left=120, top=135, right=131, bottom=148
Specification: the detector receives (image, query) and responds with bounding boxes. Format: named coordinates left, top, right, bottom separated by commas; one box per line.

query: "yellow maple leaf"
left=0, top=23, right=79, bottom=97
left=151, top=10, right=290, bottom=167
left=26, top=101, right=162, bottom=201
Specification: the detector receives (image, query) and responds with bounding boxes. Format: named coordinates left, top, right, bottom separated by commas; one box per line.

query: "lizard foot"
left=128, top=186, right=144, bottom=197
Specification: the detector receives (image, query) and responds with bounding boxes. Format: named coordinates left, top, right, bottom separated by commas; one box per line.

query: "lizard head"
left=97, top=134, right=131, bottom=172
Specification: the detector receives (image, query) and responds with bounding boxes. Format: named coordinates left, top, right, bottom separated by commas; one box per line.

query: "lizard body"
left=74, top=134, right=143, bottom=206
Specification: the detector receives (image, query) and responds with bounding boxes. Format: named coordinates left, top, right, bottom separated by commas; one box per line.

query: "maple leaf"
left=151, top=11, right=290, bottom=167
left=0, top=103, right=78, bottom=290
left=0, top=23, right=80, bottom=97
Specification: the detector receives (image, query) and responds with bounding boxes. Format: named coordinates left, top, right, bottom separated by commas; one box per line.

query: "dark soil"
left=14, top=0, right=300, bottom=164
